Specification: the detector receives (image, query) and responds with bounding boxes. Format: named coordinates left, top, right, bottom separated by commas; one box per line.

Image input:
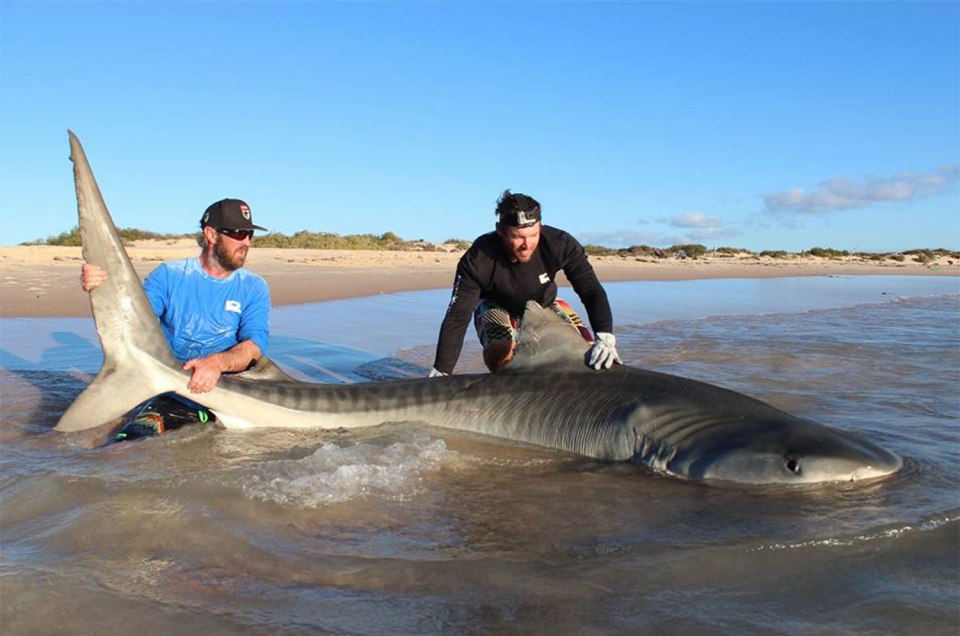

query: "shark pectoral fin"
left=54, top=364, right=174, bottom=432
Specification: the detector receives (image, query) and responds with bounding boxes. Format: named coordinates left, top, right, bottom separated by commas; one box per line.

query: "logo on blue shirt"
left=225, top=300, right=242, bottom=313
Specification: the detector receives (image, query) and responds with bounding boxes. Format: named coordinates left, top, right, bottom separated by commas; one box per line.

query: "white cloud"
left=667, top=226, right=744, bottom=246
left=579, top=230, right=664, bottom=247
left=763, top=165, right=959, bottom=214
left=580, top=226, right=743, bottom=248
left=667, top=213, right=723, bottom=229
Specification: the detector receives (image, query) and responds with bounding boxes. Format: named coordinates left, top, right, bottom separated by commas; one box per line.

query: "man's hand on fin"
left=586, top=332, right=622, bottom=370
left=183, top=356, right=224, bottom=393
left=80, top=263, right=108, bottom=292
left=428, top=368, right=448, bottom=378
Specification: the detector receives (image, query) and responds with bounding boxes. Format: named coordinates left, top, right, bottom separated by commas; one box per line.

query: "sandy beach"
left=0, top=239, right=956, bottom=318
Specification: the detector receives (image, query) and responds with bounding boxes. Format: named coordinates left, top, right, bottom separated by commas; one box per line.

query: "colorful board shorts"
left=473, top=298, right=594, bottom=346
left=111, top=393, right=216, bottom=444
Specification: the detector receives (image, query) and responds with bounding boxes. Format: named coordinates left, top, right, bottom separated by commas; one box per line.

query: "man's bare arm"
left=182, top=340, right=261, bottom=393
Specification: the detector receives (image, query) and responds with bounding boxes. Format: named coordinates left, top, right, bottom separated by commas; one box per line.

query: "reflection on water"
left=1, top=277, right=958, bottom=634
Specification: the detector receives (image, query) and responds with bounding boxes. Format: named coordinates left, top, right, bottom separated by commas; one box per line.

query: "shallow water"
left=1, top=276, right=958, bottom=635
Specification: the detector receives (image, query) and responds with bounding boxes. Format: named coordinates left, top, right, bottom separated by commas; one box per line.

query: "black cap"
left=200, top=199, right=267, bottom=231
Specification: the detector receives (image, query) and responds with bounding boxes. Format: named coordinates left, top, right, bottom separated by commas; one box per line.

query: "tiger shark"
left=54, top=130, right=903, bottom=485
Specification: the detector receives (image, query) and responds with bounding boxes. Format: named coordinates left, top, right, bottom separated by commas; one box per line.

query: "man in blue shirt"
left=81, top=198, right=271, bottom=439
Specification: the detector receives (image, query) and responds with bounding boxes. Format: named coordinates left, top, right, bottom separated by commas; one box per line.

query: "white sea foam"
left=242, top=435, right=451, bottom=506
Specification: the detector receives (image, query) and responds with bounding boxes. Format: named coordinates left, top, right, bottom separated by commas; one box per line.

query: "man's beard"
left=213, top=237, right=248, bottom=271
left=513, top=249, right=533, bottom=263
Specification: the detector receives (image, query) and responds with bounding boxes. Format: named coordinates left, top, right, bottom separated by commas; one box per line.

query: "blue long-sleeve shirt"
left=143, top=258, right=270, bottom=363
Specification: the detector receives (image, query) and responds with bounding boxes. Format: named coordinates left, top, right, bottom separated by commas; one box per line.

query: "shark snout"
left=689, top=425, right=903, bottom=485
left=794, top=444, right=903, bottom=483
left=769, top=429, right=903, bottom=484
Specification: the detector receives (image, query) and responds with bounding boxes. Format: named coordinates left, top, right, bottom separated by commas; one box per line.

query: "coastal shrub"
left=904, top=248, right=957, bottom=261
left=117, top=228, right=176, bottom=242
left=30, top=225, right=949, bottom=261
left=904, top=247, right=957, bottom=258
left=584, top=244, right=619, bottom=256
left=623, top=245, right=667, bottom=258
left=24, top=226, right=185, bottom=247
left=714, top=246, right=748, bottom=256
left=32, top=226, right=447, bottom=251
left=251, top=232, right=292, bottom=248
left=622, top=245, right=651, bottom=257
left=25, top=226, right=82, bottom=246
left=252, top=230, right=437, bottom=251
left=759, top=250, right=788, bottom=259
left=807, top=246, right=849, bottom=258
left=667, top=244, right=707, bottom=259
left=584, top=244, right=667, bottom=258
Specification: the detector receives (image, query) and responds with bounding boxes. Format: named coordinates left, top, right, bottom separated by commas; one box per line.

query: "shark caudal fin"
left=505, top=301, right=594, bottom=373
left=54, top=132, right=183, bottom=432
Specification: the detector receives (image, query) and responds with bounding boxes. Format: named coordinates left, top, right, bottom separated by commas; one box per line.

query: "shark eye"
left=785, top=457, right=802, bottom=475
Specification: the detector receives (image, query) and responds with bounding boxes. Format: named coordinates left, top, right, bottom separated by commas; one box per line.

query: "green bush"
left=666, top=244, right=707, bottom=258
left=251, top=230, right=453, bottom=251
left=903, top=248, right=957, bottom=258
left=714, top=246, right=749, bottom=256
left=807, top=246, right=849, bottom=258
left=30, top=226, right=83, bottom=246
left=584, top=244, right=619, bottom=256
left=25, top=226, right=193, bottom=247
left=441, top=238, right=472, bottom=250
left=26, top=226, right=951, bottom=263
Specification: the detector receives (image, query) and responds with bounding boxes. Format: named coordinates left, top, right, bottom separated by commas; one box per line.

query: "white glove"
left=586, top=332, right=622, bottom=370
left=428, top=368, right=447, bottom=378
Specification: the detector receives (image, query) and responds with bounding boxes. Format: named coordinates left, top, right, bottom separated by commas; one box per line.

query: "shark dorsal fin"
left=503, top=301, right=592, bottom=374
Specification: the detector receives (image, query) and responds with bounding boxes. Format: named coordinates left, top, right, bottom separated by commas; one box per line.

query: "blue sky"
left=1, top=1, right=957, bottom=252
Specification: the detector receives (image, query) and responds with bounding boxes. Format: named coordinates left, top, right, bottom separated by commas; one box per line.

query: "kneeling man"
left=431, top=190, right=620, bottom=376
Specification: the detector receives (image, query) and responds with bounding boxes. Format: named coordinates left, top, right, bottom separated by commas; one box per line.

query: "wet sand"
left=0, top=240, right=956, bottom=318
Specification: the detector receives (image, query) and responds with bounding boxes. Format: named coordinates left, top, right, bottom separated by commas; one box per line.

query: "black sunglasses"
left=217, top=228, right=254, bottom=241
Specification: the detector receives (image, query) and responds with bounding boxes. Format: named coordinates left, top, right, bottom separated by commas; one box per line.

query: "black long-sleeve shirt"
left=432, top=225, right=613, bottom=374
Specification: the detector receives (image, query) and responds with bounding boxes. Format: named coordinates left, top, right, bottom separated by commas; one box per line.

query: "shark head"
left=658, top=410, right=904, bottom=485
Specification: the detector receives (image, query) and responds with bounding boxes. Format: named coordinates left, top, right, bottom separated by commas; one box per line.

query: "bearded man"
left=80, top=198, right=270, bottom=441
